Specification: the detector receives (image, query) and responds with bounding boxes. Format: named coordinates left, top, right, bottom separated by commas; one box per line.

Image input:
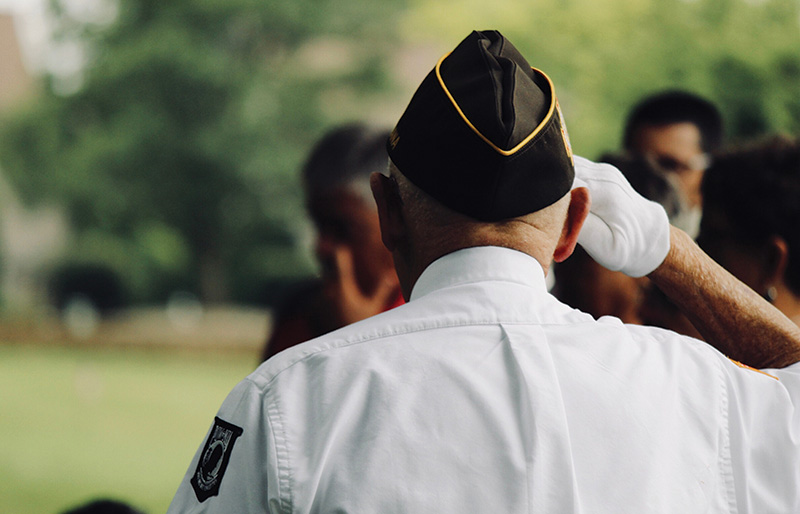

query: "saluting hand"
left=572, top=156, right=671, bottom=278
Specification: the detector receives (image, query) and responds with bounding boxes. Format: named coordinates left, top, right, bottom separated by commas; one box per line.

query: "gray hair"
left=389, top=161, right=571, bottom=255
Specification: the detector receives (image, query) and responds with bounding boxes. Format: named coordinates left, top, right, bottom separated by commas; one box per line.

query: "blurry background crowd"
left=1, top=0, right=800, bottom=512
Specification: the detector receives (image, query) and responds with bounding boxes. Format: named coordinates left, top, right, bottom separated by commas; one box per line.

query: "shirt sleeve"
left=724, top=360, right=800, bottom=512
left=166, top=378, right=282, bottom=514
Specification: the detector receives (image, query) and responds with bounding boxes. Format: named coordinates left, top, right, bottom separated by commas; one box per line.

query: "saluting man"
left=167, top=30, right=800, bottom=513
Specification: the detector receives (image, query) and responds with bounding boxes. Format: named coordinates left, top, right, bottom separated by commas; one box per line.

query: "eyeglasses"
left=650, top=153, right=711, bottom=174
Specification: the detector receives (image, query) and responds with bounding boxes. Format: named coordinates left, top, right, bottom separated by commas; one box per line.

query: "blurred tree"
left=0, top=0, right=403, bottom=304
left=4, top=0, right=797, bottom=308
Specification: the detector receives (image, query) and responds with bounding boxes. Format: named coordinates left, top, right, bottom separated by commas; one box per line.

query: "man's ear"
left=553, top=186, right=590, bottom=263
left=764, top=235, right=790, bottom=287
left=370, top=172, right=405, bottom=252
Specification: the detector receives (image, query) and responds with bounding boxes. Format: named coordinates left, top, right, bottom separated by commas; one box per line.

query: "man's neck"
left=398, top=236, right=554, bottom=302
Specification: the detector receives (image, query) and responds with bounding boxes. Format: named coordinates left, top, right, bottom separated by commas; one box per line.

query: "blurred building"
left=0, top=12, right=68, bottom=313
left=0, top=13, right=34, bottom=110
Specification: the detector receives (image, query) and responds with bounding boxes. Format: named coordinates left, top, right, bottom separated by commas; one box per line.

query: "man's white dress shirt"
left=167, top=246, right=800, bottom=513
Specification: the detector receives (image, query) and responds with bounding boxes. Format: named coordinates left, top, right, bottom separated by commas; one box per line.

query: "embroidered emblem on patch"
left=191, top=417, right=244, bottom=502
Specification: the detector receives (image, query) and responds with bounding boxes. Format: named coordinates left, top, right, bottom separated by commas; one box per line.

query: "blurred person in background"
left=553, top=243, right=644, bottom=323
left=59, top=498, right=146, bottom=514
left=623, top=90, right=724, bottom=238
left=261, top=124, right=403, bottom=361
left=698, top=135, right=800, bottom=326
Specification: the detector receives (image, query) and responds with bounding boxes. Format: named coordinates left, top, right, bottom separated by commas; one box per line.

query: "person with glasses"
left=623, top=90, right=724, bottom=237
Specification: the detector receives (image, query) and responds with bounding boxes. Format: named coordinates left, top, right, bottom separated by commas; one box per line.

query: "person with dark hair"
left=59, top=499, right=145, bottom=514
left=699, top=135, right=800, bottom=325
left=168, top=31, right=800, bottom=513
left=261, top=123, right=403, bottom=361
left=623, top=90, right=724, bottom=236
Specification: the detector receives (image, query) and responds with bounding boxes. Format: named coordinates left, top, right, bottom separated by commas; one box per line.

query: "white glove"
left=573, top=156, right=670, bottom=277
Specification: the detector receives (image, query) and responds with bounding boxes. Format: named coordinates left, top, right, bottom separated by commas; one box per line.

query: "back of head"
left=701, top=135, right=800, bottom=296
left=303, top=123, right=390, bottom=202
left=623, top=90, right=724, bottom=153
left=390, top=161, right=570, bottom=254
left=60, top=499, right=146, bottom=514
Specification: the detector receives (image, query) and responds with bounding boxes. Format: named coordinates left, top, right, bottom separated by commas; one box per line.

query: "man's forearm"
left=648, top=226, right=800, bottom=369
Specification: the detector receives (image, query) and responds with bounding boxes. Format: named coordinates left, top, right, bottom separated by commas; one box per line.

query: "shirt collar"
left=410, top=246, right=548, bottom=301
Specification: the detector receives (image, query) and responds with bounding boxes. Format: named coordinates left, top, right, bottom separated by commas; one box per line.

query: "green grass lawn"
left=0, top=343, right=259, bottom=514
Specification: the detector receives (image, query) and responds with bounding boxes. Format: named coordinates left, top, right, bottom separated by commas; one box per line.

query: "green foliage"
left=0, top=0, right=403, bottom=304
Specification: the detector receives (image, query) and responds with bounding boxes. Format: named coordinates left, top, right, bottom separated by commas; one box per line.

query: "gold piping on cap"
left=434, top=52, right=557, bottom=157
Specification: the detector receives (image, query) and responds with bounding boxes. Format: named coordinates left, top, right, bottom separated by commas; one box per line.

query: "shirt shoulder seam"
left=252, top=317, right=596, bottom=390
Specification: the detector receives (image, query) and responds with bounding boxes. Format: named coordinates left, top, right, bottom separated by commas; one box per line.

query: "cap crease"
left=435, top=52, right=557, bottom=156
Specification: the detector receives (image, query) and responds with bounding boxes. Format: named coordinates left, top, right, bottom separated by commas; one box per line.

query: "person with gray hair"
left=169, top=31, right=800, bottom=513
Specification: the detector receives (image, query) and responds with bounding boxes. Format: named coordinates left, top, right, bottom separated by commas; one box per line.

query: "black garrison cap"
left=387, top=30, right=574, bottom=221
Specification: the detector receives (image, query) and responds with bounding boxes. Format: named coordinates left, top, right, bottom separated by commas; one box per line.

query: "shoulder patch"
left=191, top=417, right=244, bottom=502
